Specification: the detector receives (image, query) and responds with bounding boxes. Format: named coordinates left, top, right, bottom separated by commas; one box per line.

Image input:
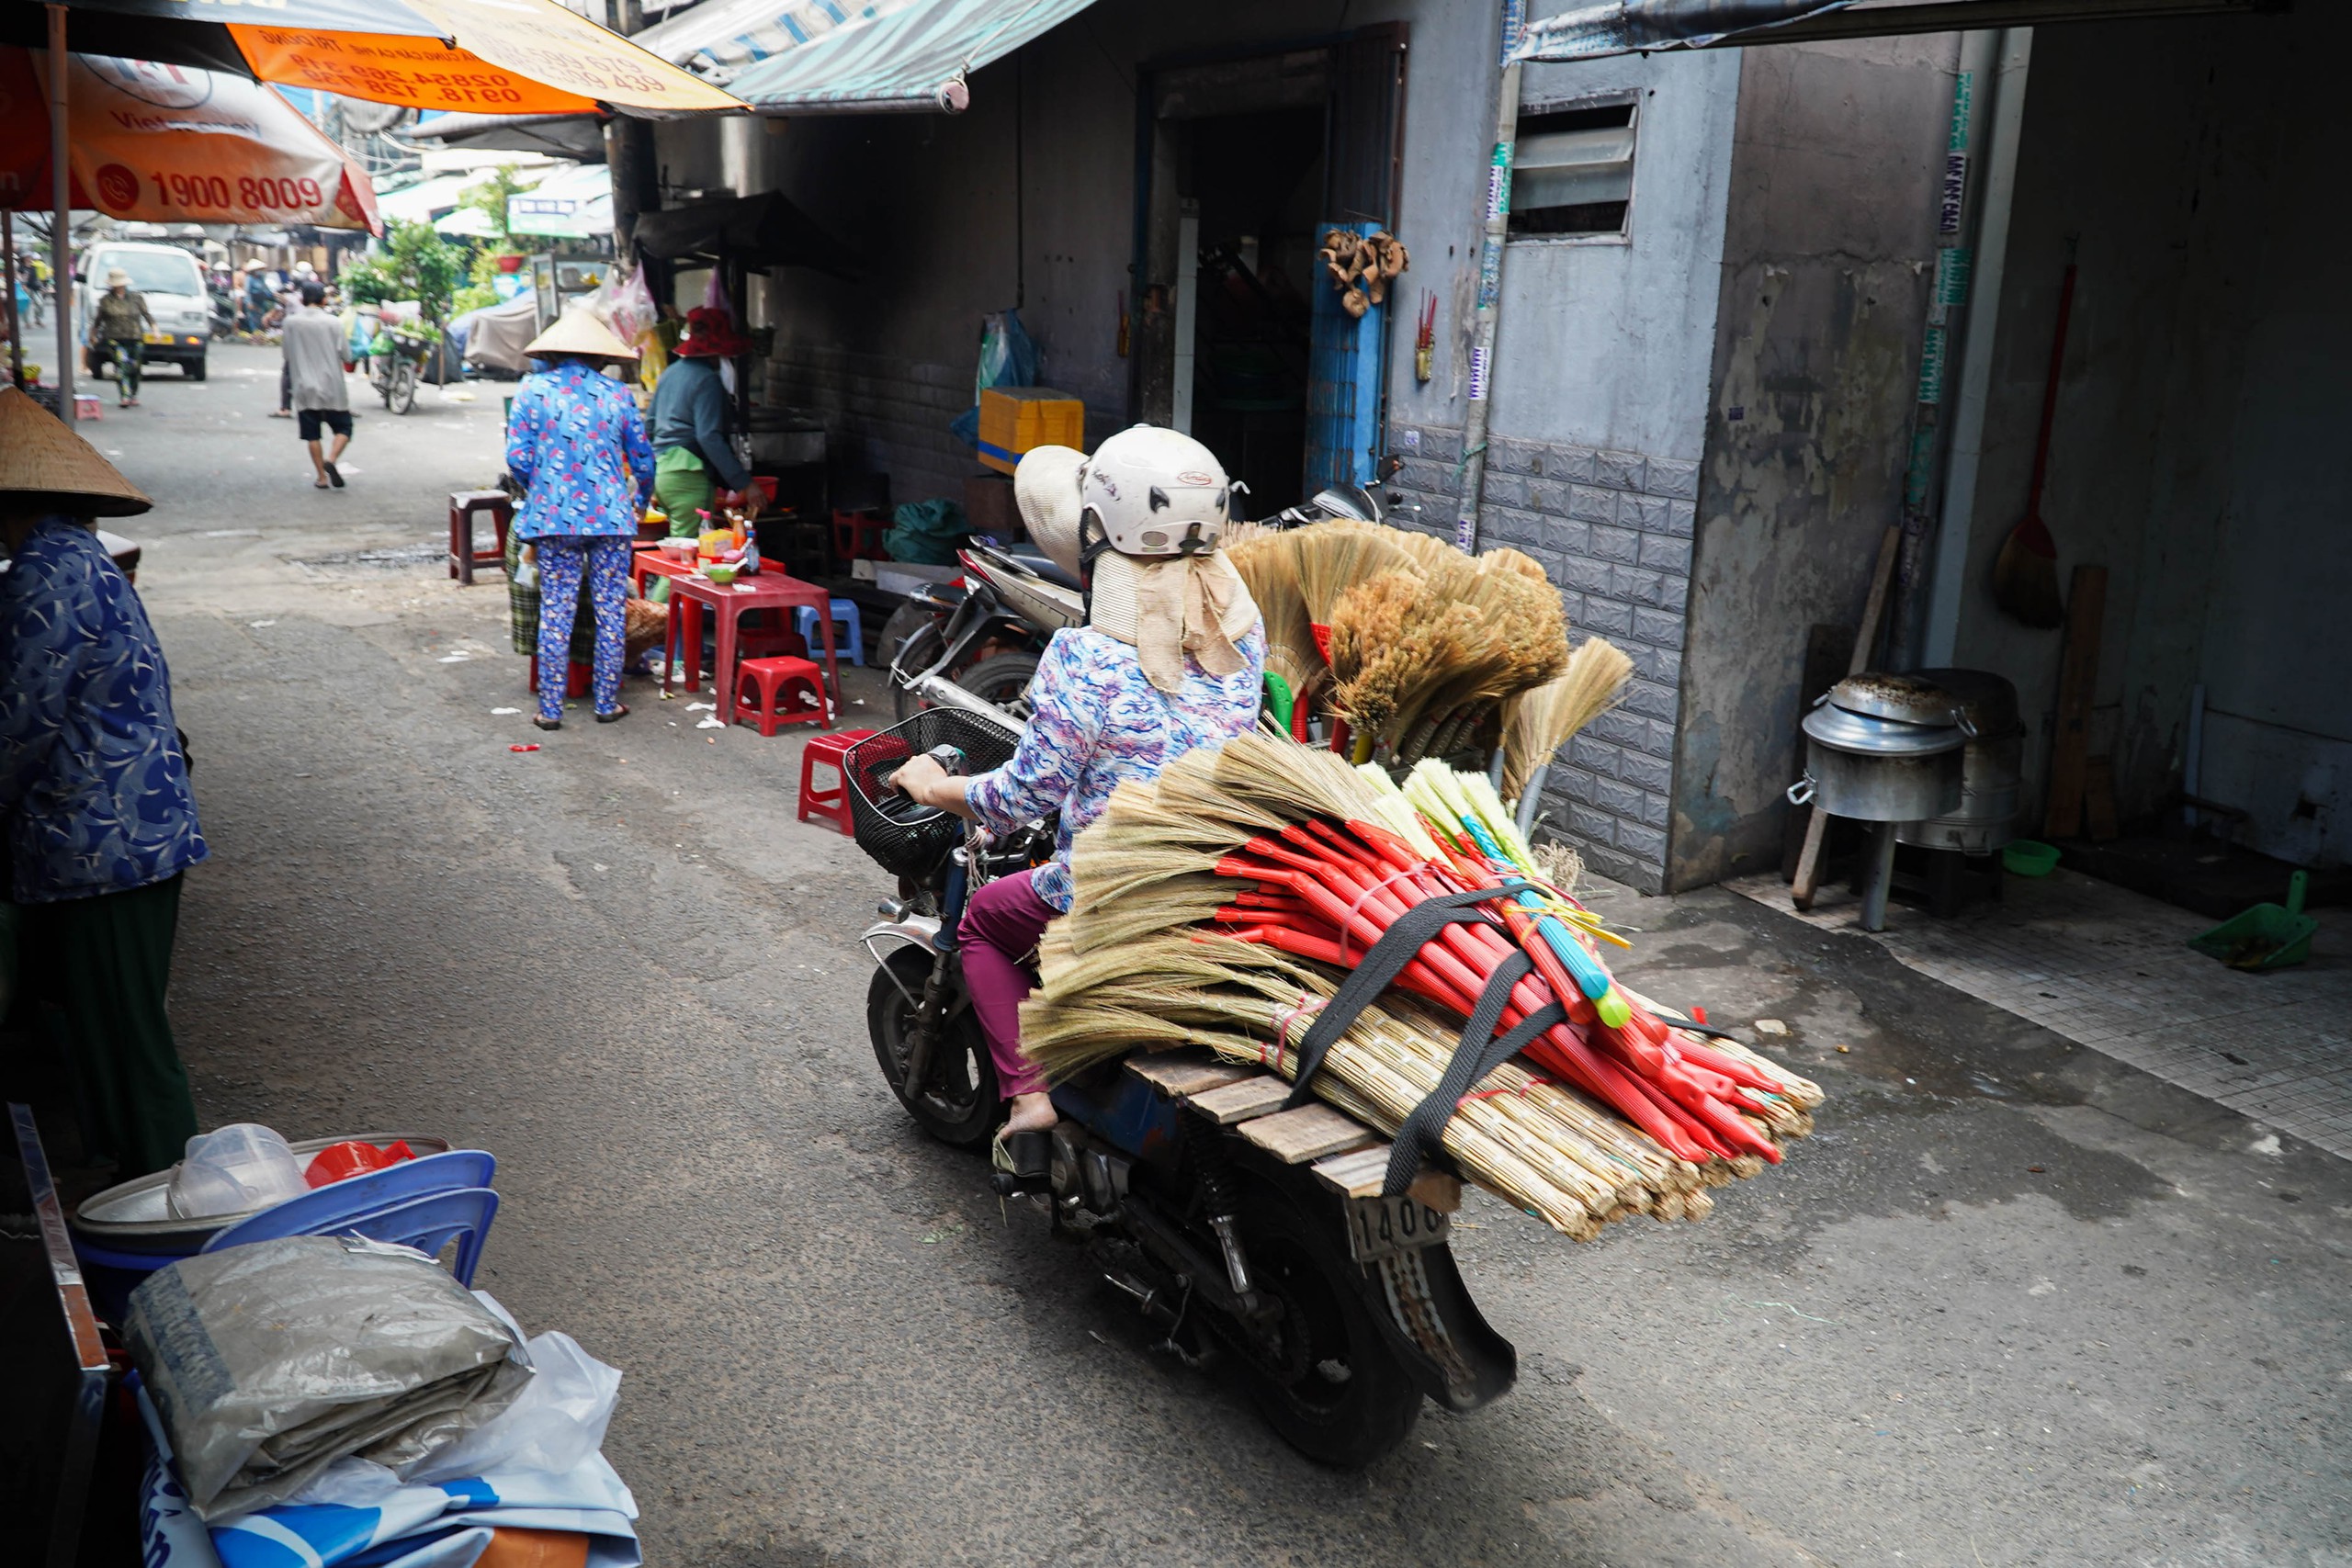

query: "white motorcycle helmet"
left=1078, top=424, right=1234, bottom=560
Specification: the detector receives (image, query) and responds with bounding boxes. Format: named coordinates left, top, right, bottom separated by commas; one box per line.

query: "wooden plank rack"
left=1127, top=1050, right=1383, bottom=1164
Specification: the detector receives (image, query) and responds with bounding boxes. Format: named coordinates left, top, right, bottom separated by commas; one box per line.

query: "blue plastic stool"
left=794, top=597, right=865, bottom=666
left=207, top=1184, right=501, bottom=1286
left=200, top=1150, right=498, bottom=1275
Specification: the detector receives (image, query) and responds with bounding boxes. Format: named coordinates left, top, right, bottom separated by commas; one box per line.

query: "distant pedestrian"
left=87, top=267, right=153, bottom=408
left=506, top=310, right=651, bottom=730
left=282, top=282, right=352, bottom=490
left=0, top=387, right=208, bottom=1178
left=649, top=306, right=754, bottom=537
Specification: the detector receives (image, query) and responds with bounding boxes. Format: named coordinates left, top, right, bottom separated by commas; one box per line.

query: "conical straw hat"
left=523, top=307, right=638, bottom=364
left=0, top=387, right=153, bottom=518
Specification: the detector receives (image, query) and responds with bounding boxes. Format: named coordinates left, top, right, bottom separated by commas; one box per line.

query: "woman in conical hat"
left=890, top=426, right=1264, bottom=1171
left=507, top=309, right=653, bottom=730
left=0, top=388, right=207, bottom=1177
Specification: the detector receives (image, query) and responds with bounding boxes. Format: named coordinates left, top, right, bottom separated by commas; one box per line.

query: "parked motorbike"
left=852, top=677, right=1516, bottom=1466
left=882, top=541, right=1080, bottom=722
left=881, top=461, right=1406, bottom=720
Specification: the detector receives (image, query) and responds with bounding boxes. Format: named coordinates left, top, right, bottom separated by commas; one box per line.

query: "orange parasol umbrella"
left=0, top=50, right=381, bottom=233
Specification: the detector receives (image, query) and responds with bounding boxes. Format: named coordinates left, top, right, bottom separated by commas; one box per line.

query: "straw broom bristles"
left=1500, top=637, right=1636, bottom=801
left=1294, top=522, right=1415, bottom=626
left=1227, top=531, right=1323, bottom=698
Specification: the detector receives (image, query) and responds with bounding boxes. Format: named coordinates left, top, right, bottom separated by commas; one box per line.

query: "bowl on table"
left=704, top=563, right=739, bottom=586
left=657, top=536, right=696, bottom=564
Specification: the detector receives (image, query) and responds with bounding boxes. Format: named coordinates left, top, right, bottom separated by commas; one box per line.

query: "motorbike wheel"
left=953, top=651, right=1041, bottom=717
left=1238, top=1190, right=1422, bottom=1467
left=390, top=359, right=418, bottom=414
left=866, top=947, right=999, bottom=1149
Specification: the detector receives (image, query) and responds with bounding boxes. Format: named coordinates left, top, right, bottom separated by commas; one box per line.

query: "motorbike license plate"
left=1344, top=1191, right=1451, bottom=1265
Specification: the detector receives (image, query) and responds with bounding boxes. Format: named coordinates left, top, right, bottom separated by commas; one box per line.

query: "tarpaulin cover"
left=1508, top=0, right=1855, bottom=62
left=716, top=0, right=1097, bottom=110
left=630, top=192, right=858, bottom=276
left=0, top=49, right=381, bottom=232
left=9, top=0, right=741, bottom=116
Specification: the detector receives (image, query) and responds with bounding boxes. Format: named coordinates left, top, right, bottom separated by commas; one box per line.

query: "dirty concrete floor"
left=61, top=346, right=2352, bottom=1566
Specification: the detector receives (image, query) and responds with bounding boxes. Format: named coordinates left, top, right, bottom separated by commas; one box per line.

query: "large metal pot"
left=1791, top=678, right=1966, bottom=823
left=1897, top=668, right=2023, bottom=853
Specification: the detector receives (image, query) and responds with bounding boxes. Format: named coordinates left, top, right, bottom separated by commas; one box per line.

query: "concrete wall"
left=1943, top=7, right=2346, bottom=867
left=1660, top=34, right=1962, bottom=890
left=654, top=0, right=1501, bottom=510
left=1386, top=46, right=1741, bottom=891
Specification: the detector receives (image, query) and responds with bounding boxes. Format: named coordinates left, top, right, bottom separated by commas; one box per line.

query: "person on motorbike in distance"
left=891, top=426, right=1265, bottom=1168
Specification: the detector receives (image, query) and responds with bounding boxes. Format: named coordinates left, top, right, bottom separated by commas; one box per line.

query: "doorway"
left=1132, top=28, right=1407, bottom=513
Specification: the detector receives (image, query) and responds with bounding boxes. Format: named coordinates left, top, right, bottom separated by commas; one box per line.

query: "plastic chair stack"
left=200, top=1148, right=501, bottom=1286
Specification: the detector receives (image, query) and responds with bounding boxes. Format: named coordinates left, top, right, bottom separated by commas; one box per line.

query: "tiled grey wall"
left=1386, top=423, right=1696, bottom=893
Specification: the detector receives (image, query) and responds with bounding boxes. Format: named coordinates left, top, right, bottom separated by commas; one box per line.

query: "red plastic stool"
left=737, top=656, right=829, bottom=738
left=831, top=508, right=887, bottom=563
left=799, top=728, right=876, bottom=834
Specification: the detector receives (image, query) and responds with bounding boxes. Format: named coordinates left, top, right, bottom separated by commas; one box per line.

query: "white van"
left=76, top=241, right=211, bottom=381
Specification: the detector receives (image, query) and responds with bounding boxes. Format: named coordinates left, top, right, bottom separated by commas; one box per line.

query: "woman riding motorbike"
left=891, top=427, right=1264, bottom=1167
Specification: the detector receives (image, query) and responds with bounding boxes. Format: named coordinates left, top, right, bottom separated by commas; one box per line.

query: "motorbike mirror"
left=1308, top=486, right=1380, bottom=523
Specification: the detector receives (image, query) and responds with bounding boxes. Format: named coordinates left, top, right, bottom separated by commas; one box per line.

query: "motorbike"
left=853, top=677, right=1517, bottom=1466
left=881, top=541, right=1080, bottom=722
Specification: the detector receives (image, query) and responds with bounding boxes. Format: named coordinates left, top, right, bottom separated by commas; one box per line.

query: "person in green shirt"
left=647, top=307, right=753, bottom=537
left=87, top=268, right=153, bottom=407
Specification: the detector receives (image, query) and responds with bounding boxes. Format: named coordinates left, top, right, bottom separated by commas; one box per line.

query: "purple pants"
left=957, top=865, right=1056, bottom=1099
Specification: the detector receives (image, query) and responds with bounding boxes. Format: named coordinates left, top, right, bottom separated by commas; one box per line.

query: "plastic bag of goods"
left=124, top=1235, right=528, bottom=1519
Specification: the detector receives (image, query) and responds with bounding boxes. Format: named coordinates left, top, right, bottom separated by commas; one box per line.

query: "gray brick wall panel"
left=1567, top=484, right=1618, bottom=524
left=1639, top=531, right=1692, bottom=571
left=1594, top=776, right=1647, bottom=818
left=1645, top=457, right=1700, bottom=500
left=1632, top=606, right=1686, bottom=647
left=1589, top=525, right=1642, bottom=564
left=1578, top=595, right=1633, bottom=635
left=1490, top=436, right=1544, bottom=475
left=1594, top=450, right=1648, bottom=492
left=1568, top=734, right=1622, bottom=773
left=1616, top=821, right=1668, bottom=863
left=1620, top=750, right=1674, bottom=793
left=1568, top=804, right=1619, bottom=842
left=1540, top=517, right=1591, bottom=557
left=1544, top=445, right=1598, bottom=483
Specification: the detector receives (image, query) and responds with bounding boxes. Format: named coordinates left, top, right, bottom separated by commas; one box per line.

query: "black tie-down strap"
left=1382, top=955, right=1566, bottom=1197
left=1281, top=887, right=1504, bottom=1112
left=1271, top=884, right=1566, bottom=1197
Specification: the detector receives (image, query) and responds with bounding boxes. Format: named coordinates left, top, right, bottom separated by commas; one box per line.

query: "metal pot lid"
left=73, top=1132, right=452, bottom=1247
left=1826, top=671, right=1963, bottom=727
left=1911, top=667, right=2022, bottom=737
left=1803, top=701, right=1968, bottom=756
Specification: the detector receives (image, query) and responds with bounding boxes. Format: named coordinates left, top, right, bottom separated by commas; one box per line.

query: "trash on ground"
left=696, top=716, right=725, bottom=729
left=511, top=744, right=540, bottom=752
left=492, top=706, right=521, bottom=716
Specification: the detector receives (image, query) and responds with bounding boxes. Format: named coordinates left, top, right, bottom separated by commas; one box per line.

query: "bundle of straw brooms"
left=1021, top=734, right=1823, bottom=1240
left=1223, top=520, right=1636, bottom=811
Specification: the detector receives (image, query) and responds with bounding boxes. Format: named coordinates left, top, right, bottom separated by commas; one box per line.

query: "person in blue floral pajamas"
left=0, top=388, right=206, bottom=1176
left=505, top=310, right=653, bottom=729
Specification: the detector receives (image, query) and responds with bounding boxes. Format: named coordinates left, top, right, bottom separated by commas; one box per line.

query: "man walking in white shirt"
left=281, top=282, right=353, bottom=490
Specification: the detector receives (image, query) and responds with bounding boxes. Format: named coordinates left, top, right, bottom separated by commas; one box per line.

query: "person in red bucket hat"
left=648, top=306, right=754, bottom=541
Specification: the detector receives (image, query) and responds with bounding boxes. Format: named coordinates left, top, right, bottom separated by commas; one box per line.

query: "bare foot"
left=1001, top=1091, right=1057, bottom=1135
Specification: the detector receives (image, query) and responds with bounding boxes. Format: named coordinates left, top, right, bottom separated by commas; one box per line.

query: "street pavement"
left=79, top=344, right=2352, bottom=1566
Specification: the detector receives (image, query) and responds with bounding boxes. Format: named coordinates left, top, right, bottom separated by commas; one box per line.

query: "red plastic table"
left=639, top=555, right=843, bottom=727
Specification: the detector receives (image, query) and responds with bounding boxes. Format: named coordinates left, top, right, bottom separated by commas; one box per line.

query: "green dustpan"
left=2188, top=871, right=2317, bottom=971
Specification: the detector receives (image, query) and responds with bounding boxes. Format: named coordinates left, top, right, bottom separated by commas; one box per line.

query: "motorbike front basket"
left=842, top=707, right=1021, bottom=878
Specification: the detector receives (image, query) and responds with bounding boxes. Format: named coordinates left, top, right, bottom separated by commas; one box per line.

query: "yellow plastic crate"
left=977, top=386, right=1084, bottom=475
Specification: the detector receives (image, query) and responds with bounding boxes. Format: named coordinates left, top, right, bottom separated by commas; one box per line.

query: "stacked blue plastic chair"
left=200, top=1148, right=500, bottom=1285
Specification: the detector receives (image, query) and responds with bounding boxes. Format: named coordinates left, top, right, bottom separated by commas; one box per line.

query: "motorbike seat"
left=1011, top=552, right=1080, bottom=591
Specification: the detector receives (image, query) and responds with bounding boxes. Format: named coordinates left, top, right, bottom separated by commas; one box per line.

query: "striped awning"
left=641, top=0, right=1095, bottom=110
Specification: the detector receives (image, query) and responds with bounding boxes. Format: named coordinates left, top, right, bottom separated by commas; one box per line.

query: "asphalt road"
left=87, top=344, right=2352, bottom=1566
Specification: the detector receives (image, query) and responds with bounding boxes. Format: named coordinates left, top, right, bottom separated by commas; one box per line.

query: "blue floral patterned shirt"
left=966, top=624, right=1265, bottom=911
left=504, top=359, right=655, bottom=540
left=0, top=518, right=207, bottom=903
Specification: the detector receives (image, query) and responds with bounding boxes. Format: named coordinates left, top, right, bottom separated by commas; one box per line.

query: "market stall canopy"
left=406, top=109, right=611, bottom=163
left=0, top=49, right=380, bottom=233
left=505, top=163, right=613, bottom=240
left=1509, top=0, right=2278, bottom=60
left=371, top=173, right=481, bottom=228
left=2, top=0, right=744, bottom=116
left=720, top=0, right=1097, bottom=111
left=631, top=192, right=858, bottom=276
